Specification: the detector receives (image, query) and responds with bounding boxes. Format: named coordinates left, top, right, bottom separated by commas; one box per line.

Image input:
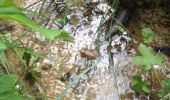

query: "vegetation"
left=131, top=28, right=170, bottom=99
left=133, top=43, right=164, bottom=70
left=0, top=74, right=24, bottom=100
left=0, top=0, right=169, bottom=100
left=141, top=28, right=156, bottom=44
left=0, top=0, right=73, bottom=41
left=0, top=0, right=73, bottom=99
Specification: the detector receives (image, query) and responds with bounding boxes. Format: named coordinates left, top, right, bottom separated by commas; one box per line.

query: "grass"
left=0, top=0, right=73, bottom=99
left=1, top=0, right=169, bottom=100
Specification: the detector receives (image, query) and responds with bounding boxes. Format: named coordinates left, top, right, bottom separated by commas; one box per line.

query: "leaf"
left=141, top=28, right=156, bottom=43
left=0, top=0, right=16, bottom=7
left=0, top=1, right=73, bottom=42
left=0, top=41, right=8, bottom=50
left=0, top=90, right=24, bottom=100
left=131, top=75, right=143, bottom=92
left=13, top=46, right=45, bottom=59
left=162, top=79, right=170, bottom=90
left=158, top=91, right=168, bottom=98
left=133, top=44, right=164, bottom=70
left=0, top=51, right=10, bottom=72
left=12, top=45, right=45, bottom=67
left=133, top=83, right=143, bottom=93
left=131, top=75, right=151, bottom=93
left=142, top=85, right=151, bottom=93
left=0, top=7, right=23, bottom=14
left=38, top=28, right=74, bottom=42
left=116, top=25, right=125, bottom=33
left=0, top=74, right=19, bottom=94
left=158, top=79, right=170, bottom=99
left=142, top=81, right=151, bottom=93
left=58, top=15, right=69, bottom=26
left=0, top=74, right=24, bottom=100
left=132, top=75, right=142, bottom=85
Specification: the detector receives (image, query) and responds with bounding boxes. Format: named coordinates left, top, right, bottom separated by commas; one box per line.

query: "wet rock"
left=79, top=48, right=99, bottom=60
left=69, top=15, right=80, bottom=26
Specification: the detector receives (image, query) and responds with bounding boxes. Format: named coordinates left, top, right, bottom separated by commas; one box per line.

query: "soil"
left=127, top=0, right=170, bottom=49
left=125, top=0, right=170, bottom=99
left=0, top=0, right=170, bottom=100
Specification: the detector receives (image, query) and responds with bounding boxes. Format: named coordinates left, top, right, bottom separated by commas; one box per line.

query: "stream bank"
left=0, top=0, right=170, bottom=100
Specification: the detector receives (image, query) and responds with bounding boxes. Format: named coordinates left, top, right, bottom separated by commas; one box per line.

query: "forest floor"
left=0, top=0, right=170, bottom=100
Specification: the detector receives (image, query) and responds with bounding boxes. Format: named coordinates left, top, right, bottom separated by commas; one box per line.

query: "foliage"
left=0, top=41, right=8, bottom=50
left=141, top=28, right=155, bottom=44
left=0, top=35, right=45, bottom=72
left=111, top=0, right=119, bottom=8
left=23, top=53, right=41, bottom=83
left=0, top=0, right=73, bottom=42
left=131, top=27, right=167, bottom=99
left=0, top=40, right=11, bottom=73
left=132, top=75, right=151, bottom=93
left=116, top=25, right=125, bottom=33
left=132, top=43, right=164, bottom=70
left=0, top=74, right=24, bottom=100
left=0, top=35, right=43, bottom=99
left=25, top=66, right=41, bottom=83
left=13, top=45, right=44, bottom=67
left=58, top=15, right=69, bottom=26
left=158, top=79, right=170, bottom=99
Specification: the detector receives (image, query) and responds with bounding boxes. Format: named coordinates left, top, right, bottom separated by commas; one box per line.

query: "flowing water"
left=21, top=0, right=138, bottom=99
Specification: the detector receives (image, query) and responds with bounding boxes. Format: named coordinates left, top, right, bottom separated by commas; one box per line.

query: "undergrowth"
left=0, top=0, right=73, bottom=99
left=0, top=0, right=169, bottom=100
left=131, top=27, right=170, bottom=99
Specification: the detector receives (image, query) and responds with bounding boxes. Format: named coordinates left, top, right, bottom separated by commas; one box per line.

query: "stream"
left=13, top=0, right=170, bottom=100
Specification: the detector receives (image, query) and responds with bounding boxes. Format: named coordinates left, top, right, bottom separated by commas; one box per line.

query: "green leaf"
left=58, top=15, right=69, bottom=26
left=162, top=79, right=170, bottom=90
left=0, top=0, right=16, bottom=7
left=0, top=41, right=8, bottom=50
left=142, top=85, right=151, bottom=93
left=0, top=74, right=19, bottom=94
left=0, top=74, right=24, bottom=100
left=13, top=46, right=44, bottom=59
left=133, top=83, right=143, bottom=93
left=38, top=28, right=74, bottom=42
left=0, top=51, right=10, bottom=72
left=133, top=44, right=164, bottom=70
left=141, top=28, right=156, bottom=43
left=0, top=90, right=24, bottom=100
left=142, top=81, right=151, bottom=93
left=131, top=75, right=151, bottom=93
left=12, top=45, right=45, bottom=67
left=116, top=25, right=125, bottom=33
left=0, top=7, right=23, bottom=14
left=0, top=1, right=73, bottom=42
left=131, top=75, right=143, bottom=92
left=132, top=75, right=142, bottom=85
left=158, top=79, right=170, bottom=99
left=158, top=91, right=168, bottom=97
